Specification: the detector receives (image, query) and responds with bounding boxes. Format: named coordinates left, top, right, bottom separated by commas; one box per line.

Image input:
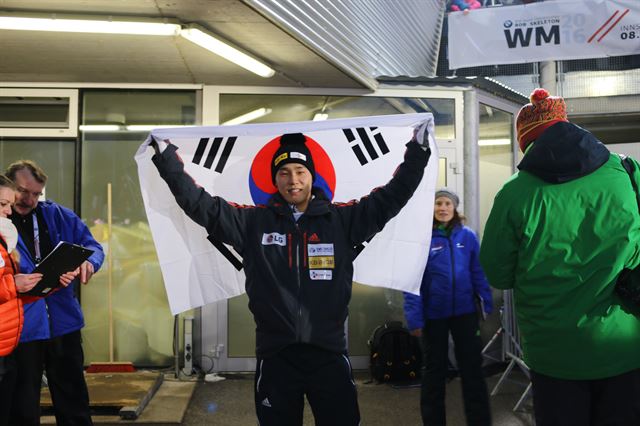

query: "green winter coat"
left=480, top=122, right=640, bottom=380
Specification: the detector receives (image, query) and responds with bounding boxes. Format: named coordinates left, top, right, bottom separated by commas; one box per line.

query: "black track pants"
left=255, top=344, right=360, bottom=426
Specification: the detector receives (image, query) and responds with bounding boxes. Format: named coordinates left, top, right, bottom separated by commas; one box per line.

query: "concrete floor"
left=182, top=369, right=535, bottom=425
left=40, top=367, right=535, bottom=425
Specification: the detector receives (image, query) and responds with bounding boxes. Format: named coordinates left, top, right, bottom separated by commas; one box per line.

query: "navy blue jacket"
left=404, top=224, right=493, bottom=329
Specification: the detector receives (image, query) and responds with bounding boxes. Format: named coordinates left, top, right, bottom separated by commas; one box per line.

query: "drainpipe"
left=463, top=89, right=480, bottom=233
left=539, top=61, right=557, bottom=95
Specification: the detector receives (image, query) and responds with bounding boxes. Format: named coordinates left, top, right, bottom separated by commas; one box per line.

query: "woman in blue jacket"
left=404, top=188, right=492, bottom=426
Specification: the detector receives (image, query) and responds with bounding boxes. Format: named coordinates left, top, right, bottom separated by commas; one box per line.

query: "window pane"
left=227, top=293, right=254, bottom=357
left=0, top=97, right=70, bottom=128
left=80, top=90, right=197, bottom=366
left=0, top=140, right=75, bottom=207
left=220, top=94, right=455, bottom=139
left=438, top=157, right=447, bottom=188
left=478, top=104, right=514, bottom=239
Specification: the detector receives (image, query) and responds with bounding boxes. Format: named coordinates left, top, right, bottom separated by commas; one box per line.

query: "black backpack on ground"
left=368, top=321, right=422, bottom=383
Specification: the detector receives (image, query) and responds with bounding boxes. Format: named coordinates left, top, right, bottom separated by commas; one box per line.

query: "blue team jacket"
left=404, top=225, right=493, bottom=329
left=17, top=200, right=104, bottom=342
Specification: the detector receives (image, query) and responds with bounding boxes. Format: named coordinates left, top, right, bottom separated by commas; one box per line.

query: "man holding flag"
left=148, top=121, right=431, bottom=425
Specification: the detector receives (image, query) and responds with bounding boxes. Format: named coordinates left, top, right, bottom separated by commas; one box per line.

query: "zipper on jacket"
left=9, top=253, right=22, bottom=351
left=303, top=232, right=308, bottom=267
left=295, top=224, right=303, bottom=341
left=288, top=233, right=292, bottom=268
left=448, top=235, right=456, bottom=316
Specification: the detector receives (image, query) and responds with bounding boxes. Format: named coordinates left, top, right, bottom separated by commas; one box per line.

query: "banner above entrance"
left=448, top=0, right=640, bottom=69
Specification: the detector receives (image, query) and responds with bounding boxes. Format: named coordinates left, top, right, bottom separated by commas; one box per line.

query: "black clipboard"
left=25, top=242, right=94, bottom=297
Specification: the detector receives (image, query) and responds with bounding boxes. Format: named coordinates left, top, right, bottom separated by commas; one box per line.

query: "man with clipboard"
left=5, top=160, right=104, bottom=426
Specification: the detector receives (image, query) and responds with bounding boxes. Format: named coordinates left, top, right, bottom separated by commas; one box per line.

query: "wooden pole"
left=87, top=182, right=133, bottom=373
left=108, top=182, right=114, bottom=363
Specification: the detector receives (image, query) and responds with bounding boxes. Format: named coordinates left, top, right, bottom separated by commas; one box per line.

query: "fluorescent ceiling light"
left=79, top=125, right=121, bottom=132
left=313, top=113, right=329, bottom=121
left=222, top=108, right=272, bottom=126
left=0, top=16, right=274, bottom=78
left=180, top=27, right=275, bottom=78
left=80, top=124, right=193, bottom=132
left=0, top=16, right=180, bottom=35
left=126, top=125, right=191, bottom=131
left=478, top=138, right=512, bottom=146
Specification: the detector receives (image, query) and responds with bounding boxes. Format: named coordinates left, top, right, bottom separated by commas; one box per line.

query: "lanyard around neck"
left=32, top=211, right=41, bottom=263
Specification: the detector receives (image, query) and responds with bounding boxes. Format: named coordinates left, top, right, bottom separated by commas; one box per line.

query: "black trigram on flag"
left=192, top=136, right=237, bottom=173
left=342, top=127, right=390, bottom=166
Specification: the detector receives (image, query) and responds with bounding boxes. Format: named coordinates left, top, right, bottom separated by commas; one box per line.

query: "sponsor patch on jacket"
left=309, top=256, right=335, bottom=269
left=431, top=245, right=444, bottom=253
left=456, top=242, right=465, bottom=248
left=308, top=243, right=333, bottom=256
left=310, top=269, right=332, bottom=280
left=0, top=256, right=4, bottom=268
left=261, top=232, right=286, bottom=246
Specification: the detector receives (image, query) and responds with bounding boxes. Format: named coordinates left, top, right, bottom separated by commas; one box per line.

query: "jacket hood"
left=517, top=121, right=610, bottom=184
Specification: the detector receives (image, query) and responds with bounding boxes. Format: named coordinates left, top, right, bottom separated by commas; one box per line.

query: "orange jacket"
left=0, top=237, right=23, bottom=356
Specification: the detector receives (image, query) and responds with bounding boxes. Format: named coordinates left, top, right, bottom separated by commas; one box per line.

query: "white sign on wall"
left=449, top=0, right=640, bottom=69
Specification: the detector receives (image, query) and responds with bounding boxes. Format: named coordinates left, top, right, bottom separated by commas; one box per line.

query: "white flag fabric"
left=135, top=113, right=438, bottom=315
left=449, top=0, right=640, bottom=69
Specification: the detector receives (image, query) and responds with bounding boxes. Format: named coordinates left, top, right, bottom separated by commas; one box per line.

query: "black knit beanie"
left=271, top=133, right=316, bottom=183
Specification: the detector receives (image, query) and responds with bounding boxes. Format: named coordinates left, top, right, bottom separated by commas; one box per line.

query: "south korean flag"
left=135, top=113, right=438, bottom=314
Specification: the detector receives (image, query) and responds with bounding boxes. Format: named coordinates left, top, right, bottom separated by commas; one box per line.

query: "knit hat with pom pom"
left=516, top=88, right=568, bottom=152
left=271, top=133, right=316, bottom=184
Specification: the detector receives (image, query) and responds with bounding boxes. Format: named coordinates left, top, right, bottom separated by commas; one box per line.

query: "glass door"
left=80, top=89, right=198, bottom=367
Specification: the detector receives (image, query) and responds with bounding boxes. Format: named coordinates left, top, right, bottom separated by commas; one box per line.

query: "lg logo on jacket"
left=261, top=232, right=286, bottom=246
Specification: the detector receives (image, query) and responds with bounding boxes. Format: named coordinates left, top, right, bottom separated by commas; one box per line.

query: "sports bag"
left=368, top=321, right=421, bottom=383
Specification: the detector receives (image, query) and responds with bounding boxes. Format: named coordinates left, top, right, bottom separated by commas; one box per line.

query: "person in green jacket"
left=480, top=88, right=640, bottom=426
